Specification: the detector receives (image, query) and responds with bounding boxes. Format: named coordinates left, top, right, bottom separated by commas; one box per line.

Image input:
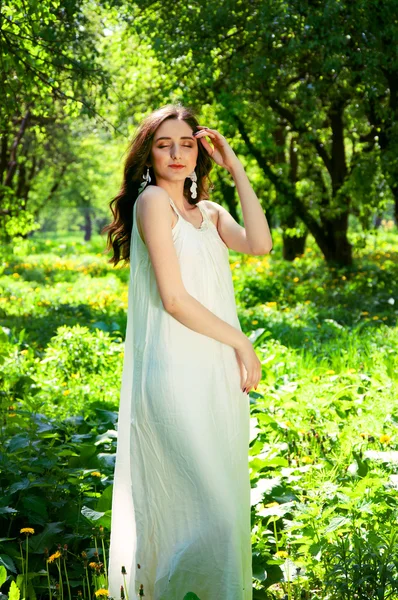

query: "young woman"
left=104, top=103, right=272, bottom=600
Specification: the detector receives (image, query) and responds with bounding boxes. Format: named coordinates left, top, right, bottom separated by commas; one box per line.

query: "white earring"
left=189, top=169, right=197, bottom=199
left=138, top=167, right=151, bottom=193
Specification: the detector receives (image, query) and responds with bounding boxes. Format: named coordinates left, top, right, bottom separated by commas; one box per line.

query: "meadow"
left=1, top=221, right=398, bottom=600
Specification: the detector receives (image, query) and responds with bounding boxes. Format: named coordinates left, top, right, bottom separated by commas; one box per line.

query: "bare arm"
left=138, top=185, right=249, bottom=352
left=227, top=161, right=272, bottom=254
left=167, top=293, right=248, bottom=351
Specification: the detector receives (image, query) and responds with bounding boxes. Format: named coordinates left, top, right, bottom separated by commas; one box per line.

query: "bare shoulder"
left=136, top=185, right=173, bottom=243
left=139, top=184, right=169, bottom=206
left=201, top=199, right=220, bottom=227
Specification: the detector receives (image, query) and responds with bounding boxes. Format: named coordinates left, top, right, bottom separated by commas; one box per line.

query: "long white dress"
left=108, top=191, right=252, bottom=600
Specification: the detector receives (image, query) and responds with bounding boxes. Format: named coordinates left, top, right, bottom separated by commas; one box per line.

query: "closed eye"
left=158, top=145, right=193, bottom=148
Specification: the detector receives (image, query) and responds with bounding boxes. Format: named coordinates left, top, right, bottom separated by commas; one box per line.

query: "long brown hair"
left=102, top=103, right=214, bottom=266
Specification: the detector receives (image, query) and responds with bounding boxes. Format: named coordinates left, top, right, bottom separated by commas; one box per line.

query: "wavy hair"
left=102, top=103, right=214, bottom=266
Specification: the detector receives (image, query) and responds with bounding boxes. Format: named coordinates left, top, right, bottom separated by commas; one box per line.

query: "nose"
left=171, top=144, right=182, bottom=160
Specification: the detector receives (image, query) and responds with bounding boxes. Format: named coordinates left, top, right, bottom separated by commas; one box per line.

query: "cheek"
left=186, top=148, right=198, bottom=161
left=152, top=150, right=168, bottom=166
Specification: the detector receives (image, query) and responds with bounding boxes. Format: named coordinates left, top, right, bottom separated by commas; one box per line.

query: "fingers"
left=193, top=130, right=215, bottom=156
left=242, top=366, right=262, bottom=394
left=194, top=127, right=220, bottom=141
left=198, top=136, right=215, bottom=156
left=194, top=129, right=216, bottom=139
left=196, top=126, right=222, bottom=138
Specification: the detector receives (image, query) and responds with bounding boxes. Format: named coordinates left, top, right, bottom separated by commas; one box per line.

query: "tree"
left=0, top=0, right=111, bottom=238
left=129, top=0, right=396, bottom=265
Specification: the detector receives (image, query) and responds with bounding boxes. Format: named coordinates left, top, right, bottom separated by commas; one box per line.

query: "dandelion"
left=48, top=551, right=62, bottom=563
left=301, top=456, right=314, bottom=464
left=94, top=589, right=109, bottom=597
left=380, top=434, right=391, bottom=444
left=264, top=501, right=279, bottom=508
left=91, top=472, right=102, bottom=477
left=121, top=566, right=129, bottom=600
left=19, top=528, right=35, bottom=600
left=325, top=369, right=335, bottom=375
left=275, top=550, right=289, bottom=559
left=312, top=375, right=320, bottom=382
left=293, top=277, right=299, bottom=283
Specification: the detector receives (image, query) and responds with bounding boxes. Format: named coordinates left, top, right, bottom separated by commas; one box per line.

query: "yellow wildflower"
left=264, top=501, right=279, bottom=508
left=275, top=550, right=289, bottom=558
left=293, top=277, right=299, bottom=283
left=312, top=375, right=320, bottom=382
left=380, top=434, right=391, bottom=444
left=325, top=369, right=335, bottom=375
left=20, top=527, right=35, bottom=535
left=48, top=551, right=61, bottom=563
left=301, top=456, right=313, bottom=464
left=94, top=589, right=109, bottom=598
left=91, top=472, right=102, bottom=477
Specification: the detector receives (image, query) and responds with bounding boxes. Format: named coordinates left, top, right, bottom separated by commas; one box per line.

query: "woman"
left=104, top=103, right=272, bottom=600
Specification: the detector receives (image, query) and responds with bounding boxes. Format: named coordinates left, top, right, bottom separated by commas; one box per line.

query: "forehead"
left=154, top=119, right=193, bottom=140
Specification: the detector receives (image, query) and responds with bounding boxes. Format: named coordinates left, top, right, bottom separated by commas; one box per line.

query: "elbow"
left=253, top=245, right=272, bottom=256
left=163, top=293, right=186, bottom=314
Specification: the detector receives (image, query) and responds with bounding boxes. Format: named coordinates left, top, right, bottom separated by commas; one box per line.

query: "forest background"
left=1, top=1, right=398, bottom=599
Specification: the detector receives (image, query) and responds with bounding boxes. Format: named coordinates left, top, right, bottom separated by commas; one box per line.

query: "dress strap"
left=168, top=196, right=209, bottom=229
left=198, top=201, right=210, bottom=223
left=168, top=196, right=181, bottom=217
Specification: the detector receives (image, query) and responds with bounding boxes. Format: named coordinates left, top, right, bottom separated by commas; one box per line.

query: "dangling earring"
left=138, top=167, right=151, bottom=194
left=189, top=169, right=197, bottom=199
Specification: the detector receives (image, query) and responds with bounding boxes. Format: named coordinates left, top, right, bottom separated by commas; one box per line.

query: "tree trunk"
left=282, top=229, right=307, bottom=260
left=83, top=207, right=92, bottom=241
left=232, top=111, right=353, bottom=266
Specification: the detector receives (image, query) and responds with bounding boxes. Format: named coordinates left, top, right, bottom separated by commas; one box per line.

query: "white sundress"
left=108, top=191, right=252, bottom=600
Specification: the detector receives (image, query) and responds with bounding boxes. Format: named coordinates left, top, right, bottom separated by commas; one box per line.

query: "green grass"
left=1, top=225, right=398, bottom=600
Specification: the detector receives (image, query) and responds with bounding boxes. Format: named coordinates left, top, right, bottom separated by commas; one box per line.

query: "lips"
left=169, top=165, right=185, bottom=169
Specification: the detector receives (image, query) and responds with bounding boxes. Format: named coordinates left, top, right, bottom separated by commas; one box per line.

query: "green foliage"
left=0, top=403, right=116, bottom=597
left=1, top=223, right=398, bottom=599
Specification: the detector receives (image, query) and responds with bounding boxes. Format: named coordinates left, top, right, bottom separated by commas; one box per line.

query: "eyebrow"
left=154, top=136, right=194, bottom=142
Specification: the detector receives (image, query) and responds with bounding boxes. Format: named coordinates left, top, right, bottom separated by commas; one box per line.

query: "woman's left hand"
left=193, top=126, right=241, bottom=173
